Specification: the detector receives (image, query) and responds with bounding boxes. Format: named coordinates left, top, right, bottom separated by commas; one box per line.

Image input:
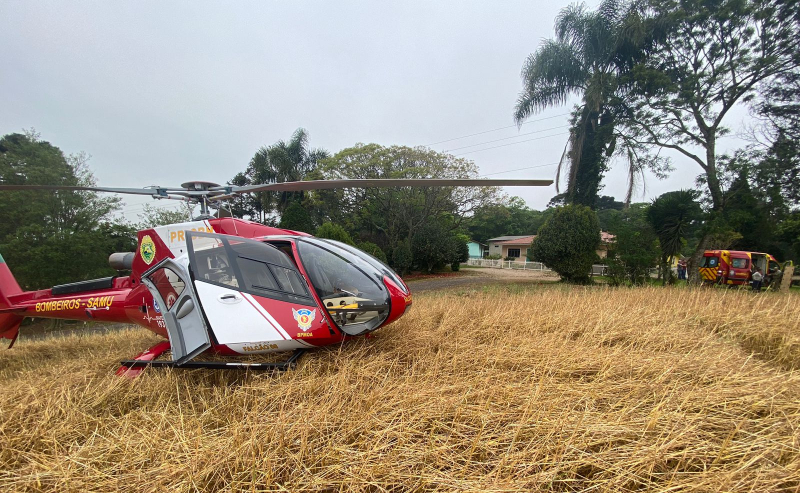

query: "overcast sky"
left=0, top=1, right=755, bottom=219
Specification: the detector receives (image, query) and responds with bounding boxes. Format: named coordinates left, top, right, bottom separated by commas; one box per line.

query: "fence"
left=466, top=258, right=551, bottom=271
left=467, top=259, right=617, bottom=277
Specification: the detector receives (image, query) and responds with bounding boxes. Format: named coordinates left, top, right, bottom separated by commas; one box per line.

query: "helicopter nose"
left=381, top=276, right=412, bottom=327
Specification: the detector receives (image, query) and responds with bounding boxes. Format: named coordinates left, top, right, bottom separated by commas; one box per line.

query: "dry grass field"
left=1, top=285, right=799, bottom=492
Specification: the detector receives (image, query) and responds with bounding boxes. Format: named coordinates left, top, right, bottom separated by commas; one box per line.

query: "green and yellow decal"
left=140, top=235, right=156, bottom=265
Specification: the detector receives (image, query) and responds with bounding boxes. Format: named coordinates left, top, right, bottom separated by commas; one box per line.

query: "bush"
left=412, top=222, right=452, bottom=273
left=531, top=204, right=600, bottom=284
left=412, top=222, right=468, bottom=274
left=392, top=240, right=413, bottom=275
left=487, top=254, right=502, bottom=260
left=606, top=205, right=660, bottom=285
left=279, top=200, right=314, bottom=233
left=315, top=222, right=355, bottom=246
left=449, top=235, right=469, bottom=271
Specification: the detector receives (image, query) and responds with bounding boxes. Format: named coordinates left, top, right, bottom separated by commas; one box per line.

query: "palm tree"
left=234, top=128, right=329, bottom=223
left=647, top=190, right=701, bottom=285
left=514, top=0, right=643, bottom=208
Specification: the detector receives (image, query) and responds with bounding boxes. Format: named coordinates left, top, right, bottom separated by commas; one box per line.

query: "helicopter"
left=0, top=178, right=551, bottom=376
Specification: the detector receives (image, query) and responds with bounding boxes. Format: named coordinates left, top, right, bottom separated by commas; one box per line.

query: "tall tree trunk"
left=688, top=233, right=713, bottom=284
left=568, top=111, right=613, bottom=209
left=704, top=141, right=724, bottom=212
left=687, top=135, right=722, bottom=285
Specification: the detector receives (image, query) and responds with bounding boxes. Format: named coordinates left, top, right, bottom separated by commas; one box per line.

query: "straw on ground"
left=1, top=285, right=799, bottom=492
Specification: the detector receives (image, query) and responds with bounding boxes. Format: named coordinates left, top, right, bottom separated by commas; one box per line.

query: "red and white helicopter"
left=0, top=178, right=550, bottom=375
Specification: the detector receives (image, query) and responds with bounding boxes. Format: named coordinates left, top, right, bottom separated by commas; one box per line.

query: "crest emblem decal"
left=140, top=235, right=156, bottom=265
left=292, top=308, right=316, bottom=332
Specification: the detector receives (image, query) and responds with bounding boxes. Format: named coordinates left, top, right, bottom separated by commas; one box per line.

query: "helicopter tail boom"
left=0, top=252, right=24, bottom=348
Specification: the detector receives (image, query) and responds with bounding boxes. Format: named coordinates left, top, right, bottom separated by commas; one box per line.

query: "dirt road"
left=405, top=267, right=559, bottom=293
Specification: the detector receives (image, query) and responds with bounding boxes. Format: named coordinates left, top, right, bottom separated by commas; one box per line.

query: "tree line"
left=514, top=0, right=799, bottom=283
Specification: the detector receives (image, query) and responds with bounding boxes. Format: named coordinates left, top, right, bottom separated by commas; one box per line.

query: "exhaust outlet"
left=109, top=252, right=135, bottom=271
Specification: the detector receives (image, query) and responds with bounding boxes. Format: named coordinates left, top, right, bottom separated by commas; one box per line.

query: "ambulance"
left=698, top=250, right=781, bottom=286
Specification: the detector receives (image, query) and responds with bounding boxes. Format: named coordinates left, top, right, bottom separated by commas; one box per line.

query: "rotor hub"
left=180, top=181, right=220, bottom=192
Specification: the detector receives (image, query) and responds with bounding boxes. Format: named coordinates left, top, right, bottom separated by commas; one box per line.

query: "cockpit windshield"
left=296, top=238, right=392, bottom=335
left=319, top=239, right=408, bottom=294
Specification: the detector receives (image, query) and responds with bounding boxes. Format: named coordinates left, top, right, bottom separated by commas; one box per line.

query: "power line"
left=453, top=131, right=569, bottom=156
left=118, top=200, right=188, bottom=216
left=444, top=124, right=570, bottom=152
left=482, top=161, right=560, bottom=177
left=119, top=202, right=181, bottom=214
left=424, top=112, right=570, bottom=146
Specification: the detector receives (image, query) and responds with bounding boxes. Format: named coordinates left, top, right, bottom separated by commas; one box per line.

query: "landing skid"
left=119, top=348, right=306, bottom=373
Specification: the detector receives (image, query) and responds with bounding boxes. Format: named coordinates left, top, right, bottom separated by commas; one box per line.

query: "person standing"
left=752, top=267, right=764, bottom=292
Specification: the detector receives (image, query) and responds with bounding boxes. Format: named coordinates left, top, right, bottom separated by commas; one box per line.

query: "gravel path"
left=405, top=267, right=559, bottom=293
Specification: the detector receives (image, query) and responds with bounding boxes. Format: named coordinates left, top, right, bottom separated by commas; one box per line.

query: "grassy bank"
left=1, top=286, right=799, bottom=492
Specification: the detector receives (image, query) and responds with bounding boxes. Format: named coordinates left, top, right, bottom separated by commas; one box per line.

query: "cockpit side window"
left=263, top=241, right=300, bottom=268
left=270, top=265, right=308, bottom=295
left=187, top=232, right=316, bottom=307
left=191, top=241, right=239, bottom=288
left=237, top=257, right=280, bottom=292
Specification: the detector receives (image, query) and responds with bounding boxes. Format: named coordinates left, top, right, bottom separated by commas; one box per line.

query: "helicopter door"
left=142, top=259, right=211, bottom=364
left=185, top=232, right=316, bottom=348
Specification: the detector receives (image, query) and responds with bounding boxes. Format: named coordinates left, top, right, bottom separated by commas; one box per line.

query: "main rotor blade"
left=212, top=178, right=553, bottom=201
left=0, top=185, right=176, bottom=196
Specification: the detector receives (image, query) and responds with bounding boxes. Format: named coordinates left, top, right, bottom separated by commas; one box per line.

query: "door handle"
left=218, top=293, right=242, bottom=304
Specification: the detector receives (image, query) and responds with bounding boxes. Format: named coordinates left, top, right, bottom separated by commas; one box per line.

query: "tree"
left=227, top=171, right=260, bottom=220
left=320, top=144, right=500, bottom=257
left=530, top=205, right=601, bottom=283
left=315, top=222, right=356, bottom=246
left=721, top=172, right=773, bottom=253
left=230, top=128, right=328, bottom=223
left=467, top=203, right=513, bottom=242
left=777, top=212, right=800, bottom=262
left=411, top=221, right=456, bottom=273
left=753, top=54, right=800, bottom=211
left=596, top=195, right=626, bottom=231
left=647, top=190, right=701, bottom=285
left=606, top=204, right=660, bottom=285
left=467, top=197, right=551, bottom=243
left=391, top=240, right=413, bottom=275
left=515, top=0, right=654, bottom=207
left=279, top=200, right=314, bottom=233
left=596, top=195, right=625, bottom=211
left=356, top=241, right=388, bottom=263
left=622, top=0, right=799, bottom=279
left=696, top=149, right=791, bottom=258
left=0, top=133, right=136, bottom=289
left=137, top=203, right=192, bottom=229
left=448, top=235, right=470, bottom=271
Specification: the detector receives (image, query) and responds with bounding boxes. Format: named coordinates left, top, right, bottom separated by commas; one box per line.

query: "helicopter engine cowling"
left=109, top=252, right=135, bottom=271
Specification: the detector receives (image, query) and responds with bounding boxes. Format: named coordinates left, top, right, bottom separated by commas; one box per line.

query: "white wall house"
left=487, top=233, right=616, bottom=261
left=487, top=235, right=536, bottom=260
